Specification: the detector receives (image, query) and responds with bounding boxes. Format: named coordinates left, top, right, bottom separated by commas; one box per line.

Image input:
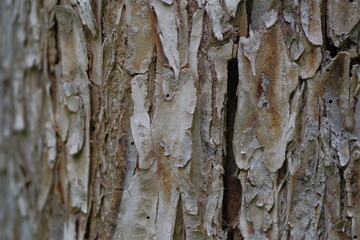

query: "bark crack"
left=222, top=58, right=242, bottom=239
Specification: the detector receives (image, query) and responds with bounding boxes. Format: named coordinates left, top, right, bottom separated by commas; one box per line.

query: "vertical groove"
left=245, top=0, right=253, bottom=37
left=322, top=0, right=338, bottom=58
left=173, top=196, right=186, bottom=240
left=223, top=58, right=242, bottom=239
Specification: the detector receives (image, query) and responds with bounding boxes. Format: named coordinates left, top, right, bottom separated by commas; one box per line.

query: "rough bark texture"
left=1, top=0, right=360, bottom=239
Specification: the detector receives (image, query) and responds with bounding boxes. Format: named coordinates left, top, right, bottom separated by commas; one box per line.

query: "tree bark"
left=1, top=0, right=360, bottom=239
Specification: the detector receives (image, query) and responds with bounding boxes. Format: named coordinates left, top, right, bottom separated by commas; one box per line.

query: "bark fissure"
left=223, top=58, right=242, bottom=239
left=173, top=196, right=186, bottom=240
left=245, top=0, right=253, bottom=36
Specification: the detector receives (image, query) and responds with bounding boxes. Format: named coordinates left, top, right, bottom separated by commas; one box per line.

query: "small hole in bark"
left=166, top=94, right=170, bottom=97
left=350, top=0, right=354, bottom=2
left=333, top=155, right=336, bottom=159
left=120, top=188, right=123, bottom=191
left=326, top=69, right=330, bottom=72
left=130, top=142, right=134, bottom=145
left=329, top=99, right=333, bottom=103
left=354, top=236, right=357, bottom=239
left=146, top=216, right=150, bottom=219
left=91, top=126, right=96, bottom=132
left=350, top=72, right=353, bottom=77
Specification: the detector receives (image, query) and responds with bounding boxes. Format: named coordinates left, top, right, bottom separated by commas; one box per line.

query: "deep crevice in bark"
left=173, top=196, right=186, bottom=240
left=245, top=0, right=253, bottom=37
left=322, top=0, right=339, bottom=59
left=148, top=45, right=157, bottom=120
left=339, top=166, right=346, bottom=218
left=325, top=37, right=339, bottom=58
left=277, top=158, right=288, bottom=187
left=350, top=56, right=360, bottom=66
left=223, top=58, right=242, bottom=239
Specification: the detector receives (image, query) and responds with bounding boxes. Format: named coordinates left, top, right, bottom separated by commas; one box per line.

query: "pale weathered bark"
left=1, top=0, right=360, bottom=240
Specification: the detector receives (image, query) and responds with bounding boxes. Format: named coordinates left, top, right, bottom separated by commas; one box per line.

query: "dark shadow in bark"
left=223, top=58, right=242, bottom=240
left=246, top=0, right=253, bottom=37
left=173, top=196, right=186, bottom=240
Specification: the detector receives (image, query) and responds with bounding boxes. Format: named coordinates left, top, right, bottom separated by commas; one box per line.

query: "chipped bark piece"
left=321, top=52, right=350, bottom=167
left=301, top=0, right=323, bottom=46
left=177, top=0, right=190, bottom=68
left=65, top=95, right=81, bottom=113
left=261, top=9, right=278, bottom=29
left=297, top=45, right=322, bottom=79
left=63, top=216, right=77, bottom=240
left=348, top=158, right=360, bottom=240
left=239, top=157, right=276, bottom=239
left=124, top=0, right=155, bottom=74
left=288, top=134, right=325, bottom=239
left=130, top=74, right=153, bottom=169
left=285, top=74, right=325, bottom=240
left=283, top=0, right=298, bottom=26
left=323, top=159, right=342, bottom=239
left=11, top=68, right=26, bottom=132
left=327, top=0, right=360, bottom=47
left=224, top=0, right=242, bottom=17
left=235, top=23, right=301, bottom=239
left=249, top=0, right=273, bottom=30
left=290, top=39, right=304, bottom=60
left=116, top=67, right=197, bottom=238
left=151, top=0, right=180, bottom=80
left=77, top=0, right=98, bottom=37
left=55, top=5, right=91, bottom=213
left=350, top=65, right=360, bottom=140
left=239, top=30, right=262, bottom=76
left=205, top=0, right=224, bottom=40
left=189, top=9, right=205, bottom=79
left=151, top=68, right=197, bottom=167
left=293, top=22, right=322, bottom=79
left=235, top=24, right=298, bottom=173
left=67, top=109, right=86, bottom=155
left=161, top=0, right=173, bottom=4
left=114, top=172, right=159, bottom=240
left=45, top=121, right=57, bottom=168
left=208, top=41, right=233, bottom=128
left=287, top=53, right=350, bottom=239
left=191, top=41, right=227, bottom=238
left=346, top=81, right=360, bottom=240
left=204, top=165, right=224, bottom=237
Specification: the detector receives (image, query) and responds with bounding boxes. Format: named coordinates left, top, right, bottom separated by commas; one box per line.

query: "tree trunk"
left=1, top=0, right=360, bottom=239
